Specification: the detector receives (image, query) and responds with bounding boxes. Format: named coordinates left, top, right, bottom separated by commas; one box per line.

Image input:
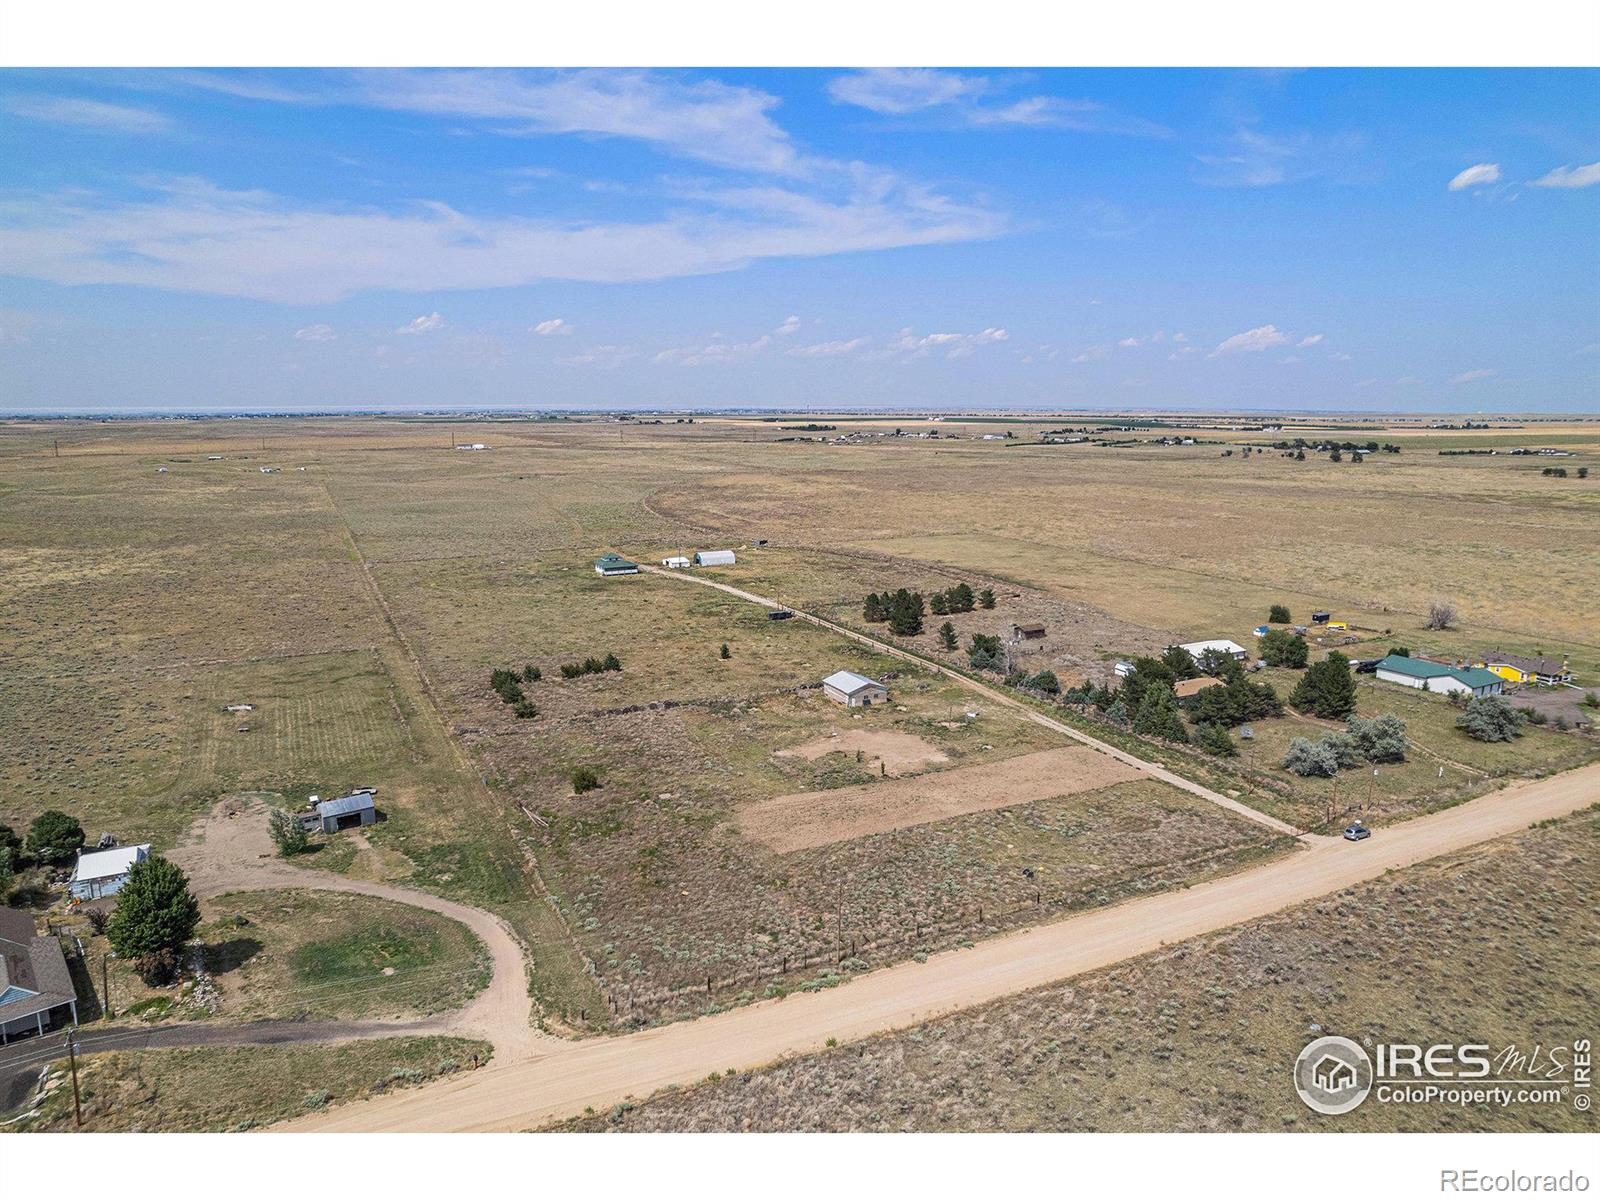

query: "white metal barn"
left=662, top=556, right=691, bottom=569
left=821, top=670, right=889, bottom=708
left=1374, top=655, right=1504, bottom=699
left=1176, top=639, right=1248, bottom=661
left=694, top=550, right=737, bottom=567
left=69, top=844, right=151, bottom=901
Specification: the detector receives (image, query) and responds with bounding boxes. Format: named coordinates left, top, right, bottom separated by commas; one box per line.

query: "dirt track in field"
left=773, top=728, right=948, bottom=776
left=741, top=746, right=1142, bottom=853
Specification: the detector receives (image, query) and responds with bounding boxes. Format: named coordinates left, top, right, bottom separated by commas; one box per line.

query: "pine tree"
left=1289, top=652, right=1357, bottom=719
left=1132, top=685, right=1189, bottom=742
left=951, top=582, right=976, bottom=613
left=978, top=588, right=996, bottom=609
left=938, top=621, right=958, bottom=651
left=107, top=854, right=201, bottom=984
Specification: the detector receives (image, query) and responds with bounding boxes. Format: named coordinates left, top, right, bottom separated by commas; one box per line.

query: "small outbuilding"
left=821, top=670, right=888, bottom=708
left=1010, top=622, right=1047, bottom=641
left=694, top=549, right=737, bottom=567
left=594, top=552, right=639, bottom=576
left=69, top=844, right=151, bottom=901
left=296, top=792, right=378, bottom=834
left=662, top=555, right=691, bottom=569
left=0, top=908, right=79, bottom=1043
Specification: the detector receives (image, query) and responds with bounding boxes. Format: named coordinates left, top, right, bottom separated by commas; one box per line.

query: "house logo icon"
left=1294, top=1035, right=1373, bottom=1115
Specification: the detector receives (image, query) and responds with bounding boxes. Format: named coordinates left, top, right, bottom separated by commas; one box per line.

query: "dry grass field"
left=2, top=412, right=1593, bottom=1043
left=571, top=806, right=1600, bottom=1133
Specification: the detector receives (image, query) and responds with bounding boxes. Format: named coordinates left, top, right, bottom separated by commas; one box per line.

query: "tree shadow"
left=203, top=937, right=264, bottom=976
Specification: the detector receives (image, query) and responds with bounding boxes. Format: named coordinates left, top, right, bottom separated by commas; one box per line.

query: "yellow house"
left=1473, top=650, right=1572, bottom=687
left=1480, top=661, right=1530, bottom=685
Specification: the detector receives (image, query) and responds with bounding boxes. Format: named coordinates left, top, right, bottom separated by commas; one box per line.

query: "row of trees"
left=1282, top=714, right=1408, bottom=777
left=864, top=589, right=926, bottom=636
left=929, top=582, right=976, bottom=615
left=560, top=653, right=622, bottom=678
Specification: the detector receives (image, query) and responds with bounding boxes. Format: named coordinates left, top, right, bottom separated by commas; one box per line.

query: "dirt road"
left=638, top=565, right=1302, bottom=837
left=172, top=797, right=548, bottom=1063
left=283, top=759, right=1600, bottom=1132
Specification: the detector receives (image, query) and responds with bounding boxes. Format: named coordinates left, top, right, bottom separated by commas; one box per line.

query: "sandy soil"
left=773, top=728, right=949, bottom=776
left=740, top=746, right=1143, bottom=853
left=281, top=759, right=1600, bottom=1133
left=171, top=796, right=551, bottom=1062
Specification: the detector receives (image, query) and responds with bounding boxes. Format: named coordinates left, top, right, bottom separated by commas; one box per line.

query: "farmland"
left=1, top=411, right=1594, bottom=1052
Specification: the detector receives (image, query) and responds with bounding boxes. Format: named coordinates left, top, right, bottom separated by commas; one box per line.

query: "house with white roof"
left=821, top=670, right=889, bottom=708
left=69, top=844, right=151, bottom=901
left=1175, top=639, right=1249, bottom=661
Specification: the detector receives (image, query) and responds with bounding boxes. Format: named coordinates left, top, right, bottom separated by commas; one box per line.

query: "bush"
left=719, top=643, right=731, bottom=660
left=968, top=633, right=1004, bottom=673
left=512, top=700, right=539, bottom=719
left=489, top=668, right=524, bottom=704
left=560, top=662, right=583, bottom=679
left=522, top=664, right=541, bottom=682
left=978, top=588, right=996, bottom=609
left=267, top=809, right=310, bottom=857
left=1268, top=604, right=1291, bottom=624
left=106, top=854, right=201, bottom=984
left=1121, top=658, right=1176, bottom=711
left=1425, top=599, right=1459, bottom=631
left=0, top=824, right=19, bottom=856
left=1289, top=653, right=1357, bottom=719
left=603, top=653, right=622, bottom=672
left=1259, top=628, right=1309, bottom=669
left=0, top=847, right=13, bottom=899
left=1282, top=737, right=1341, bottom=777
left=1027, top=670, right=1061, bottom=695
left=571, top=766, right=602, bottom=793
left=1456, top=696, right=1525, bottom=742
left=1346, top=713, right=1407, bottom=762
left=26, top=810, right=84, bottom=865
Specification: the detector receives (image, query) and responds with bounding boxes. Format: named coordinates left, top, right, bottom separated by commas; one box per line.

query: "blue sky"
left=1, top=68, right=1596, bottom=413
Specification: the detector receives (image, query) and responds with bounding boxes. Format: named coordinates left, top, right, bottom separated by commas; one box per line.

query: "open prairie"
left=2, top=413, right=1594, bottom=1038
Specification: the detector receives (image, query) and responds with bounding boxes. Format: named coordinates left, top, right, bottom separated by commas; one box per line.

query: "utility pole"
left=1367, top=767, right=1378, bottom=810
left=101, top=954, right=113, bottom=1020
left=65, top=1027, right=83, bottom=1127
left=54, top=438, right=60, bottom=457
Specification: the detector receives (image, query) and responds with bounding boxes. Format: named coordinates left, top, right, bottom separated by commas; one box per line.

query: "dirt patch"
left=774, top=729, right=949, bottom=776
left=737, top=746, right=1144, bottom=853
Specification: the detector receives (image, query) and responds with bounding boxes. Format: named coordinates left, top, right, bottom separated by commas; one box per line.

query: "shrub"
left=560, top=662, right=583, bottom=679
left=1425, top=599, right=1459, bottom=631
left=0, top=847, right=13, bottom=900
left=1289, top=653, right=1357, bottom=719
left=522, top=664, right=541, bottom=682
left=719, top=643, right=731, bottom=660
left=0, top=824, right=19, bottom=856
left=1283, top=737, right=1340, bottom=777
left=512, top=700, right=539, bottom=719
left=571, top=766, right=602, bottom=793
left=303, top=1090, right=331, bottom=1110
left=1259, top=628, right=1309, bottom=669
left=26, top=810, right=84, bottom=865
left=1027, top=670, right=1061, bottom=695
left=106, top=854, right=201, bottom=983
left=978, top=588, right=996, bottom=609
left=1104, top=699, right=1129, bottom=727
left=968, top=633, right=1005, bottom=673
left=1194, top=723, right=1238, bottom=757
left=1346, top=713, right=1408, bottom=762
left=267, top=809, right=310, bottom=857
left=1456, top=696, right=1525, bottom=742
left=1268, top=604, right=1291, bottom=624
left=582, top=656, right=605, bottom=675
left=603, top=653, right=622, bottom=672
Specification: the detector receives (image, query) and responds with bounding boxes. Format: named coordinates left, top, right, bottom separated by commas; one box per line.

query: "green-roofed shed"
left=1375, top=654, right=1504, bottom=698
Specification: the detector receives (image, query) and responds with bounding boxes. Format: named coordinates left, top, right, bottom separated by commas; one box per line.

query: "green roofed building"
left=594, top=552, right=639, bottom=577
left=1375, top=654, right=1504, bottom=699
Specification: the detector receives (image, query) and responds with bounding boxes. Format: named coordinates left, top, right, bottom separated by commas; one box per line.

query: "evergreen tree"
left=938, top=621, right=958, bottom=651
left=1121, top=657, right=1176, bottom=711
left=1104, top=699, right=1129, bottom=726
left=863, top=593, right=885, bottom=622
left=1289, top=652, right=1357, bottom=719
left=107, top=854, right=201, bottom=984
left=267, top=810, right=309, bottom=857
left=1028, top=670, right=1061, bottom=695
left=968, top=633, right=1005, bottom=672
left=951, top=582, right=976, bottom=613
left=1260, top=629, right=1309, bottom=668
left=929, top=592, right=949, bottom=616
left=978, top=588, right=996, bottom=609
left=1194, top=723, right=1238, bottom=757
left=1161, top=645, right=1199, bottom=680
left=1132, top=685, right=1188, bottom=742
left=25, top=810, right=84, bottom=865
left=1268, top=604, right=1291, bottom=624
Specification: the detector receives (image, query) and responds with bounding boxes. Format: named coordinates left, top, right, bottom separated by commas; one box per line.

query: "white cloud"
left=293, top=324, right=336, bottom=342
left=656, top=333, right=772, bottom=367
left=1453, top=368, right=1497, bottom=384
left=1297, top=333, right=1324, bottom=347
left=1529, top=162, right=1600, bottom=189
left=3, top=96, right=171, bottom=134
left=787, top=336, right=869, bottom=358
left=1210, top=324, right=1290, bottom=357
left=774, top=315, right=801, bottom=336
left=827, top=69, right=1167, bottom=137
left=1448, top=163, right=1501, bottom=191
left=397, top=312, right=444, bottom=335
left=0, top=178, right=1003, bottom=303
left=1194, top=127, right=1368, bottom=188
left=532, top=318, right=571, bottom=336
left=1117, top=336, right=1141, bottom=348
left=1071, top=345, right=1108, bottom=364
left=827, top=69, right=983, bottom=115
left=1171, top=332, right=1188, bottom=343
left=890, top=325, right=1008, bottom=360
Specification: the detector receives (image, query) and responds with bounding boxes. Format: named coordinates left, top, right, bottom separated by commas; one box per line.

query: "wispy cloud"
left=293, top=324, right=336, bottom=342
left=889, top=326, right=1009, bottom=360
left=0, top=176, right=1005, bottom=303
left=1194, top=127, right=1367, bottom=188
left=828, top=69, right=1168, bottom=138
left=555, top=344, right=633, bottom=368
left=1529, top=162, right=1600, bottom=189
left=1210, top=324, right=1289, bottom=356
left=1448, top=163, right=1500, bottom=191
left=1297, top=333, right=1324, bottom=347
left=3, top=96, right=171, bottom=134
left=397, top=313, right=444, bottom=335
left=774, top=315, right=801, bottom=336
left=787, top=336, right=869, bottom=358
left=1453, top=367, right=1497, bottom=383
left=532, top=318, right=571, bottom=335
left=655, top=333, right=772, bottom=367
